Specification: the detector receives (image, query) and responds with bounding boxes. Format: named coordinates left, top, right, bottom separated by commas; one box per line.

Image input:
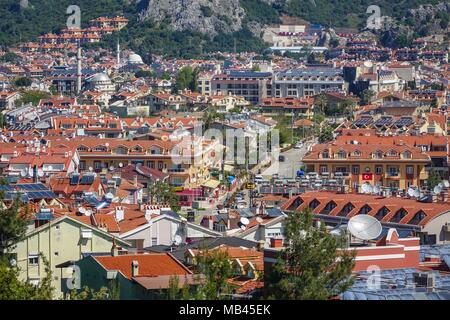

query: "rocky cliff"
left=137, top=0, right=246, bottom=37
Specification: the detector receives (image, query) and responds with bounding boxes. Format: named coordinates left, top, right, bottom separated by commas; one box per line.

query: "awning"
left=202, top=179, right=221, bottom=189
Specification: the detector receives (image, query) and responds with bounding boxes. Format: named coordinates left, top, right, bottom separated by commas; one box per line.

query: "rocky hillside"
left=138, top=0, right=246, bottom=37
left=0, top=0, right=448, bottom=55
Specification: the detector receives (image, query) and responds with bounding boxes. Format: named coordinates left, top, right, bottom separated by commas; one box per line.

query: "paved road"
left=261, top=139, right=316, bottom=179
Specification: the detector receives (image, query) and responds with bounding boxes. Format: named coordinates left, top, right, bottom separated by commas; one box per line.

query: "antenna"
left=348, top=215, right=382, bottom=241
left=174, top=235, right=182, bottom=246
left=240, top=217, right=250, bottom=226
left=373, top=185, right=381, bottom=194
left=433, top=184, right=443, bottom=194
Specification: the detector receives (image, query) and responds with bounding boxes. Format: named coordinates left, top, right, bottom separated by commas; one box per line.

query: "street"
left=261, top=139, right=316, bottom=179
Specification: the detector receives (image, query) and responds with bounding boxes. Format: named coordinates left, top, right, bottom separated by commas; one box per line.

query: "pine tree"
left=0, top=195, right=29, bottom=255
left=266, top=208, right=355, bottom=300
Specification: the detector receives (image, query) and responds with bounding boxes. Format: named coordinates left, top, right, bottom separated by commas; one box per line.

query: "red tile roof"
left=94, top=253, right=191, bottom=279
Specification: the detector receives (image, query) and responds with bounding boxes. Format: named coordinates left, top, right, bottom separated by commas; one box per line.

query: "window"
left=387, top=149, right=398, bottom=157
left=402, top=151, right=412, bottom=159
left=406, top=166, right=414, bottom=175
left=375, top=207, right=389, bottom=220
left=388, top=166, right=399, bottom=176
left=409, top=211, right=426, bottom=225
left=375, top=166, right=383, bottom=175
left=147, top=161, right=155, bottom=169
left=320, top=165, right=328, bottom=174
left=158, top=162, right=164, bottom=170
left=352, top=165, right=360, bottom=175
left=151, top=237, right=157, bottom=246
left=358, top=205, right=372, bottom=215
left=322, top=151, right=330, bottom=159
left=309, top=199, right=320, bottom=210
left=336, top=150, right=347, bottom=159
left=352, top=150, right=361, bottom=157
left=94, top=161, right=101, bottom=170
left=373, top=151, right=383, bottom=159
left=339, top=203, right=355, bottom=216
left=79, top=161, right=86, bottom=171
left=391, top=209, right=407, bottom=223
left=28, top=255, right=39, bottom=265
left=320, top=201, right=337, bottom=215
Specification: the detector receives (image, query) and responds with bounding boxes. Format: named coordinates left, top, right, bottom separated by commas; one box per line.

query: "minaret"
left=76, top=44, right=82, bottom=94
left=116, top=39, right=120, bottom=67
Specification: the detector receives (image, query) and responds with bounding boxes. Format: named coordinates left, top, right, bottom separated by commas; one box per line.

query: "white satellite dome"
left=128, top=53, right=143, bottom=65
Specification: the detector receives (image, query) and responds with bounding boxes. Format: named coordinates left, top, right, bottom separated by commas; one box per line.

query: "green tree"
left=0, top=196, right=28, bottom=255
left=17, top=90, right=51, bottom=106
left=318, top=126, right=334, bottom=143
left=427, top=169, right=442, bottom=190
left=0, top=52, right=20, bottom=63
left=174, top=66, right=198, bottom=93
left=166, top=247, right=233, bottom=300
left=14, top=77, right=32, bottom=87
left=0, top=254, right=54, bottom=300
left=314, top=94, right=328, bottom=115
left=0, top=113, right=5, bottom=128
left=148, top=181, right=180, bottom=212
left=67, top=286, right=110, bottom=300
left=266, top=208, right=355, bottom=300
left=360, top=89, right=375, bottom=105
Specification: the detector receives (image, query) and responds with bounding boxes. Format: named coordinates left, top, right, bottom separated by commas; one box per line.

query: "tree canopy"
left=265, top=208, right=355, bottom=299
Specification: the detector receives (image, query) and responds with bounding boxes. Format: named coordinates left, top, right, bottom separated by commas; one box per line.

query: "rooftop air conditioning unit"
left=413, top=272, right=435, bottom=289
left=443, top=224, right=450, bottom=233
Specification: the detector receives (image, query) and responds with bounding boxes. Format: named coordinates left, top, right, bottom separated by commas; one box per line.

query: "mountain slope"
left=0, top=0, right=448, bottom=56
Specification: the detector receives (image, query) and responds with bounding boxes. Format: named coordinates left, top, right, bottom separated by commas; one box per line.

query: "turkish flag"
left=362, top=173, right=373, bottom=181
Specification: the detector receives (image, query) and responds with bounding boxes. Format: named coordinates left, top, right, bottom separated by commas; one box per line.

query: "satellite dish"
left=109, top=166, right=115, bottom=171
left=240, top=225, right=246, bottom=231
left=20, top=169, right=28, bottom=177
left=407, top=187, right=415, bottom=197
left=373, top=185, right=381, bottom=194
left=413, top=189, right=421, bottom=198
left=78, top=207, right=86, bottom=215
left=256, top=217, right=263, bottom=223
left=361, top=183, right=372, bottom=194
left=38, top=169, right=45, bottom=177
left=174, top=235, right=182, bottom=246
left=105, top=192, right=114, bottom=199
left=330, top=224, right=348, bottom=236
left=28, top=167, right=34, bottom=176
left=118, top=162, right=123, bottom=168
left=88, top=167, right=93, bottom=172
left=443, top=181, right=450, bottom=188
left=433, top=184, right=443, bottom=194
left=240, top=217, right=250, bottom=225
left=348, top=215, right=382, bottom=241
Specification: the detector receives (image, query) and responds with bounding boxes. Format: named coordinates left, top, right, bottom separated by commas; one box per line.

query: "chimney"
left=257, top=240, right=266, bottom=251
left=270, top=238, right=283, bottom=248
left=33, top=165, right=38, bottom=183
left=131, top=260, right=139, bottom=277
left=144, top=205, right=152, bottom=221
left=115, top=206, right=124, bottom=222
left=111, top=238, right=119, bottom=257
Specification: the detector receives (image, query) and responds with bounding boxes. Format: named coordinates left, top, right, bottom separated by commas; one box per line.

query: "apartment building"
left=273, top=68, right=345, bottom=98
left=302, top=141, right=431, bottom=190
left=211, top=70, right=272, bottom=105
